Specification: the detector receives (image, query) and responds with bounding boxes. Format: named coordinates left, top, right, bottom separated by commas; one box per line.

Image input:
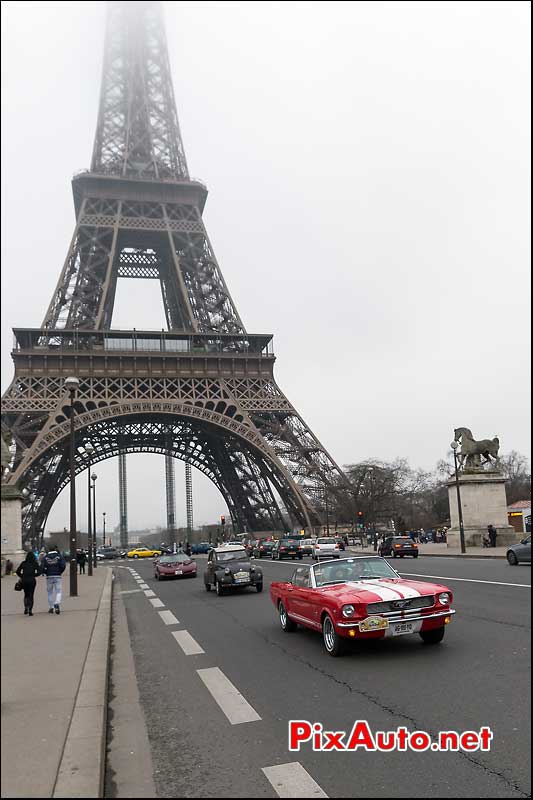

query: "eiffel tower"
left=1, top=0, right=349, bottom=539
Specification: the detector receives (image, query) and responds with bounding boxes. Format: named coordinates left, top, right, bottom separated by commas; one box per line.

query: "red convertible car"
left=270, top=556, right=455, bottom=656
left=154, top=553, right=197, bottom=580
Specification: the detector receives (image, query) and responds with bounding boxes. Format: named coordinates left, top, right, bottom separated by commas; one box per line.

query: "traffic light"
left=357, top=511, right=364, bottom=530
left=220, top=515, right=226, bottom=525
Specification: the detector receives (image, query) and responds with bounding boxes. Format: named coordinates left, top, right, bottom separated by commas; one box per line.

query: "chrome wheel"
left=322, top=615, right=344, bottom=656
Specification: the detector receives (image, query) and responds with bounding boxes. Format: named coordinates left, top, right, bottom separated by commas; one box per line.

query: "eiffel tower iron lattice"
left=1, top=0, right=350, bottom=540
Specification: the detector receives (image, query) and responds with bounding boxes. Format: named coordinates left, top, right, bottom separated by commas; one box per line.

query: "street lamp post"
left=103, top=512, right=106, bottom=546
left=450, top=441, right=466, bottom=554
left=325, top=488, right=330, bottom=536
left=368, top=467, right=378, bottom=551
left=85, top=443, right=94, bottom=576
left=65, top=376, right=80, bottom=597
left=91, top=473, right=98, bottom=568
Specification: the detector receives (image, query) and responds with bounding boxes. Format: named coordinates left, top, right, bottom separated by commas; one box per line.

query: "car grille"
left=366, top=595, right=434, bottom=614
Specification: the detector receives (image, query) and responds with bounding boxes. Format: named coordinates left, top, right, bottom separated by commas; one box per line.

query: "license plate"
left=235, top=577, right=249, bottom=583
left=359, top=616, right=389, bottom=632
left=175, top=570, right=182, bottom=575
left=390, top=620, right=421, bottom=636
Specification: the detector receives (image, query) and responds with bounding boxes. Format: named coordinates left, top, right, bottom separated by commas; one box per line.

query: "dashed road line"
left=119, top=589, right=143, bottom=595
left=262, top=763, right=328, bottom=798
left=196, top=667, right=261, bottom=724
left=172, top=630, right=205, bottom=655
left=158, top=610, right=180, bottom=625
left=149, top=598, right=165, bottom=608
left=143, top=589, right=156, bottom=598
left=139, top=582, right=149, bottom=589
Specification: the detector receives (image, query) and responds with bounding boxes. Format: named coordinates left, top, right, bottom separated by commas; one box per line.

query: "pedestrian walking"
left=5, top=558, right=14, bottom=576
left=185, top=541, right=191, bottom=557
left=487, top=524, right=497, bottom=548
left=15, top=551, right=41, bottom=616
left=77, top=549, right=87, bottom=574
left=41, top=544, right=66, bottom=614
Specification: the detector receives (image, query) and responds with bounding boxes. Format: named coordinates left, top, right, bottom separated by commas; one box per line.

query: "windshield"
left=216, top=550, right=248, bottom=562
left=313, top=558, right=398, bottom=587
left=159, top=555, right=190, bottom=564
left=317, top=538, right=335, bottom=545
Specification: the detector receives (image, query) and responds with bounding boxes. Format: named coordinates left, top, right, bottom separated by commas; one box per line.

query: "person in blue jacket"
left=40, top=545, right=66, bottom=614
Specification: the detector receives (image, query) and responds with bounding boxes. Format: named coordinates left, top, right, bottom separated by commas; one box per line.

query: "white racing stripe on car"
left=345, top=581, right=400, bottom=601
left=172, top=630, right=205, bottom=655
left=149, top=598, right=164, bottom=608
left=158, top=610, right=179, bottom=625
left=196, top=667, right=261, bottom=724
left=262, top=763, right=328, bottom=798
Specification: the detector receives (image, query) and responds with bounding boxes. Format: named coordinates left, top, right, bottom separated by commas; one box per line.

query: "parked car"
left=270, top=556, right=455, bottom=656
left=126, top=546, right=161, bottom=559
left=204, top=545, right=263, bottom=595
left=154, top=553, right=197, bottom=579
left=191, top=542, right=212, bottom=554
left=506, top=535, right=531, bottom=565
left=252, top=539, right=275, bottom=558
left=311, top=537, right=341, bottom=560
left=271, top=538, right=303, bottom=561
left=96, top=546, right=119, bottom=560
left=379, top=536, right=419, bottom=558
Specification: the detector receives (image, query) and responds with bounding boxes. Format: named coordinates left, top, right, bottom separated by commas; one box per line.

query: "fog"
left=1, top=1, right=530, bottom=535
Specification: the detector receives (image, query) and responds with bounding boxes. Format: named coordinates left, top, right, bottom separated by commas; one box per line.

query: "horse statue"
left=453, top=427, right=500, bottom=470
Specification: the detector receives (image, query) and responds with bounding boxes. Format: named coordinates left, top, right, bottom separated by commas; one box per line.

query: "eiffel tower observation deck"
left=1, top=0, right=349, bottom=539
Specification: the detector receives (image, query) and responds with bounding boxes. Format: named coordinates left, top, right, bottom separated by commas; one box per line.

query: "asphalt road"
left=111, top=554, right=531, bottom=798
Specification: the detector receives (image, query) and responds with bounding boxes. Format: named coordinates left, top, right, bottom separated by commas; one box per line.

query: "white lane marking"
left=262, top=763, right=328, bottom=798
left=197, top=667, right=261, bottom=724
left=172, top=630, right=205, bottom=655
left=139, top=582, right=149, bottom=589
left=399, top=572, right=531, bottom=588
left=143, top=589, right=156, bottom=598
left=149, top=598, right=165, bottom=608
left=119, top=589, right=143, bottom=595
left=158, top=610, right=180, bottom=625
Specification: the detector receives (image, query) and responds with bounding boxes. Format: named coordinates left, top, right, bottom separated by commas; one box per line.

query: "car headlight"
left=342, top=604, right=356, bottom=617
left=437, top=592, right=451, bottom=605
left=224, top=568, right=231, bottom=575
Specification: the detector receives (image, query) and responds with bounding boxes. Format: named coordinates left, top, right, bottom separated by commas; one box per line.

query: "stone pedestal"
left=447, top=471, right=516, bottom=548
left=1, top=485, right=25, bottom=570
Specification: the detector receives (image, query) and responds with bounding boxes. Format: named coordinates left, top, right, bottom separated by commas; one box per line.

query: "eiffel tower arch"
left=1, top=1, right=349, bottom=539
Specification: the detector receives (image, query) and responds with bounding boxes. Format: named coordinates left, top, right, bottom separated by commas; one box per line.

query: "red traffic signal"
left=221, top=515, right=226, bottom=524
left=357, top=511, right=364, bottom=518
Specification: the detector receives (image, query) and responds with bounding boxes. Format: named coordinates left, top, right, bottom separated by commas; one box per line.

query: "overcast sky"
left=1, top=1, right=530, bottom=535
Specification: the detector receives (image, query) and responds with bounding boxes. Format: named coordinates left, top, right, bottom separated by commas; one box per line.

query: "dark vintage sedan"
left=191, top=541, right=212, bottom=555
left=154, top=553, right=197, bottom=580
left=507, top=535, right=531, bottom=565
left=204, top=545, right=263, bottom=596
left=379, top=536, right=419, bottom=558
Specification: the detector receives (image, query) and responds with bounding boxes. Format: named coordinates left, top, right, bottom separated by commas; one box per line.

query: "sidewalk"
left=347, top=542, right=509, bottom=559
left=1, top=566, right=112, bottom=799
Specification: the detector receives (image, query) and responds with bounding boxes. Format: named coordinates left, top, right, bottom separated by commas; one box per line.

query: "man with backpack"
left=41, top=545, right=66, bottom=614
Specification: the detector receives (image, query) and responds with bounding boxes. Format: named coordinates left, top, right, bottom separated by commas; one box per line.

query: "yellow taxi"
left=126, top=546, right=161, bottom=559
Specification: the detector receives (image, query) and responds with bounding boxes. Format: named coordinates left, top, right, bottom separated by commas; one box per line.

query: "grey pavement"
left=1, top=565, right=112, bottom=799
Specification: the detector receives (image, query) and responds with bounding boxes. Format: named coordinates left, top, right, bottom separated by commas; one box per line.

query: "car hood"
left=316, top=578, right=450, bottom=603
left=216, top=560, right=254, bottom=573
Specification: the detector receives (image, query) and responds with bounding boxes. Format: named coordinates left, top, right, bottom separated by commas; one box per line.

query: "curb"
left=53, top=568, right=113, bottom=798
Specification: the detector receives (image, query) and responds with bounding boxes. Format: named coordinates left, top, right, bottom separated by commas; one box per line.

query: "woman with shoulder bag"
left=15, top=551, right=41, bottom=616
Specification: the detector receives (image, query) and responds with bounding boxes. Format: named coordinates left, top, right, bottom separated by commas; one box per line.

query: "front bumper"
left=337, top=609, right=455, bottom=637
